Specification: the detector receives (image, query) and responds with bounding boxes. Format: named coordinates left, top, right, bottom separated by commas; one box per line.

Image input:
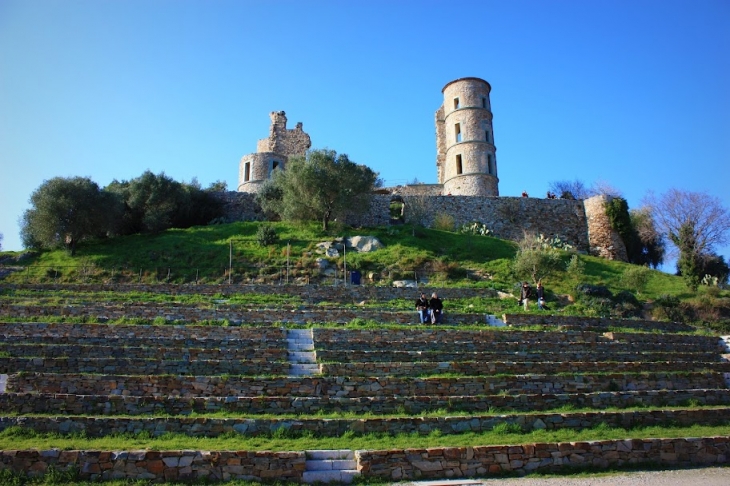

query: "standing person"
left=520, top=282, right=532, bottom=311
left=415, top=292, right=430, bottom=323
left=536, top=280, right=546, bottom=310
left=429, top=292, right=444, bottom=324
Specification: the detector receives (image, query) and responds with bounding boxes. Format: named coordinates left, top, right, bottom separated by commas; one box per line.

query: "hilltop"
left=1, top=221, right=728, bottom=331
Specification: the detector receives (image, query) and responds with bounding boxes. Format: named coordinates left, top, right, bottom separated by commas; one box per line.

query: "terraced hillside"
left=1, top=283, right=730, bottom=484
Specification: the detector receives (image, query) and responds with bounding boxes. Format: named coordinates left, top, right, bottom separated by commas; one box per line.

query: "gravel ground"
left=391, top=467, right=730, bottom=485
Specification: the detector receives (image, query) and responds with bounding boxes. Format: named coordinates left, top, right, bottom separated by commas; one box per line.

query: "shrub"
left=459, top=222, right=491, bottom=236
left=432, top=213, right=455, bottom=232
left=622, top=265, right=650, bottom=295
left=256, top=225, right=279, bottom=247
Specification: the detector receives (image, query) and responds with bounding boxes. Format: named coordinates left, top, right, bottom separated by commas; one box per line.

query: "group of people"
left=519, top=280, right=547, bottom=310
left=414, top=292, right=444, bottom=324
left=414, top=281, right=548, bottom=324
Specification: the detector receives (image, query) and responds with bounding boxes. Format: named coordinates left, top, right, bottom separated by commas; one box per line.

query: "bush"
left=621, top=265, right=650, bottom=294
left=653, top=294, right=683, bottom=322
left=575, top=284, right=613, bottom=298
left=256, top=225, right=279, bottom=247
left=432, top=213, right=455, bottom=232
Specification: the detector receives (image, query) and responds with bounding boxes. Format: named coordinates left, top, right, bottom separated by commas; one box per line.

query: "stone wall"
left=0, top=357, right=289, bottom=376
left=0, top=344, right=285, bottom=362
left=502, top=314, right=696, bottom=333
left=9, top=372, right=725, bottom=398
left=213, top=191, right=626, bottom=259
left=357, top=437, right=730, bottom=481
left=320, top=360, right=729, bottom=377
left=4, top=388, right=729, bottom=415
left=0, top=449, right=305, bottom=483
left=316, top=349, right=720, bottom=363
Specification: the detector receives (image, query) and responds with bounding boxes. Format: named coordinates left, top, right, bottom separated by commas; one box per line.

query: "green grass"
left=3, top=221, right=729, bottom=327
left=2, top=422, right=730, bottom=453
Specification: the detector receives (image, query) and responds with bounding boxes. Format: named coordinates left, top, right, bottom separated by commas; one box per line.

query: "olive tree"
left=256, top=149, right=381, bottom=231
left=512, top=233, right=565, bottom=285
left=21, top=176, right=121, bottom=255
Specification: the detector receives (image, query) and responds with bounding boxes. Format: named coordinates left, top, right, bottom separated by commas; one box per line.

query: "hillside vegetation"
left=1, top=221, right=729, bottom=330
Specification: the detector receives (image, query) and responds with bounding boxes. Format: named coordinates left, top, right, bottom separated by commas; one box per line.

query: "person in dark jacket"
left=415, top=293, right=430, bottom=323
left=429, top=292, right=444, bottom=324
left=519, top=281, right=532, bottom=311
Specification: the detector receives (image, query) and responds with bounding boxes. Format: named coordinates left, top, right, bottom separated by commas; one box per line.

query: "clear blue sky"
left=1, top=0, right=729, bottom=270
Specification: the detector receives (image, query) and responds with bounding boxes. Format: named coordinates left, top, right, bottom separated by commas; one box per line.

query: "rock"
left=392, top=280, right=418, bottom=288
left=346, top=236, right=384, bottom=252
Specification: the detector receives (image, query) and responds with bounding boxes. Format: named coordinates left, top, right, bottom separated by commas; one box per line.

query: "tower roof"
left=441, top=77, right=491, bottom=93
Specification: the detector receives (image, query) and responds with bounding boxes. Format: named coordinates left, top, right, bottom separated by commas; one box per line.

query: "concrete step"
left=302, top=469, right=359, bottom=484
left=306, top=450, right=354, bottom=460
left=288, top=351, right=317, bottom=363
left=305, top=459, right=357, bottom=471
left=720, top=336, right=730, bottom=353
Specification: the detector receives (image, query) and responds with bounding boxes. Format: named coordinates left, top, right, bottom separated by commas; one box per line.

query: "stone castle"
left=230, top=77, right=627, bottom=261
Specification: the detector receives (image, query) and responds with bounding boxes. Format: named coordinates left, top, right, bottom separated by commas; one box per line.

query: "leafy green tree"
left=20, top=176, right=121, bottom=255
left=674, top=223, right=702, bottom=290
left=106, top=171, right=222, bottom=235
left=256, top=149, right=381, bottom=231
left=629, top=207, right=665, bottom=268
left=512, top=233, right=564, bottom=284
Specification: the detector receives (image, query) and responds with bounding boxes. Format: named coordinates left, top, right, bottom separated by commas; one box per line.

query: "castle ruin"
left=229, top=79, right=627, bottom=260
left=237, top=111, right=311, bottom=193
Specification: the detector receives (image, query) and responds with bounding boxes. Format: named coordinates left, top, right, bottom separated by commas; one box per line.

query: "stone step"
left=412, top=481, right=485, bottom=486
left=289, top=364, right=320, bottom=376
left=306, top=450, right=354, bottom=460
left=288, top=351, right=317, bottom=363
left=287, top=343, right=314, bottom=351
left=305, top=459, right=357, bottom=470
left=302, top=469, right=359, bottom=484
left=0, top=374, right=6, bottom=394
left=720, top=336, right=730, bottom=353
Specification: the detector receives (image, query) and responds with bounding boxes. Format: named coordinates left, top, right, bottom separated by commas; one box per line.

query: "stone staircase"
left=303, top=450, right=359, bottom=484
left=287, top=328, right=320, bottom=376
left=721, top=336, right=730, bottom=387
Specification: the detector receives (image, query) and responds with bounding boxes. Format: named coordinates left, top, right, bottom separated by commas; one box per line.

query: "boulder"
left=346, top=236, right=384, bottom=252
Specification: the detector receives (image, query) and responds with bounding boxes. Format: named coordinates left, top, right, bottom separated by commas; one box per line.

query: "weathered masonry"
left=237, top=111, right=311, bottom=193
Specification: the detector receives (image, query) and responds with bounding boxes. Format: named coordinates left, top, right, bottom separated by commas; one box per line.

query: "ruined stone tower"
left=435, top=77, right=498, bottom=196
left=238, top=111, right=311, bottom=193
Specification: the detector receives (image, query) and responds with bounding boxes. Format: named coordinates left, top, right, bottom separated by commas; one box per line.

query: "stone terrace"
left=0, top=283, right=729, bottom=483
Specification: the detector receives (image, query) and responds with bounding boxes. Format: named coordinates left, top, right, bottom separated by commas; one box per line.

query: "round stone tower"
left=435, top=77, right=498, bottom=196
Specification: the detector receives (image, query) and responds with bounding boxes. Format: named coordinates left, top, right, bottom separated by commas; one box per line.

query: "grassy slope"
left=2, top=221, right=727, bottom=321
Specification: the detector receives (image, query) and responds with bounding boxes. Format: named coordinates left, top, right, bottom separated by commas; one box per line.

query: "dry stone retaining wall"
left=3, top=389, right=730, bottom=416
left=357, top=437, right=730, bottom=480
left=0, top=357, right=289, bottom=376
left=8, top=372, right=726, bottom=398
left=0, top=449, right=305, bottom=483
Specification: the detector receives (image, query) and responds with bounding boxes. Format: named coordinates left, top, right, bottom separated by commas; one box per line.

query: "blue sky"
left=1, top=0, right=728, bottom=269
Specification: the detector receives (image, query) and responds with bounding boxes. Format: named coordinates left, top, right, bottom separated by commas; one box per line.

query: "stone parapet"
left=3, top=389, right=728, bottom=416
left=8, top=372, right=726, bottom=398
